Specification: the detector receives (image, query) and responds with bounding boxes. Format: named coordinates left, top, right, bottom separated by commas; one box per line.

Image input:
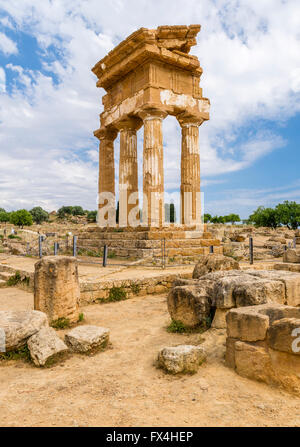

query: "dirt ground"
left=0, top=287, right=300, bottom=427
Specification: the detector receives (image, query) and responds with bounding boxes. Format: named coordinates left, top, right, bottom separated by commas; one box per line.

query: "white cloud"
left=0, top=32, right=18, bottom=55
left=0, top=0, right=299, bottom=211
left=0, top=67, right=5, bottom=92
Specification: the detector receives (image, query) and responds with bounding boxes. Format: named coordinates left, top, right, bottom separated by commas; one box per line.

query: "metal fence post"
left=103, top=245, right=108, bottom=267
left=73, top=236, right=77, bottom=257
left=38, top=235, right=43, bottom=258
left=249, top=237, right=254, bottom=265
left=209, top=245, right=214, bottom=254
left=54, top=242, right=58, bottom=256
left=293, top=237, right=296, bottom=249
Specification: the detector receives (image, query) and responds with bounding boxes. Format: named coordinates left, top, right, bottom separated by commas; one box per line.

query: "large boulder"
left=0, top=310, right=48, bottom=352
left=157, top=345, right=206, bottom=374
left=65, top=325, right=109, bottom=353
left=27, top=327, right=68, bottom=367
left=193, top=254, right=239, bottom=279
left=34, top=256, right=80, bottom=324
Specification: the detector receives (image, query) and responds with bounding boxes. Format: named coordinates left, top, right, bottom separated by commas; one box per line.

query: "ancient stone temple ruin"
left=78, top=25, right=222, bottom=260
left=92, top=25, right=209, bottom=228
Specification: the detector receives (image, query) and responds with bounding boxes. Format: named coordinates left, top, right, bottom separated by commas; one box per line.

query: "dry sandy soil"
left=0, top=287, right=300, bottom=427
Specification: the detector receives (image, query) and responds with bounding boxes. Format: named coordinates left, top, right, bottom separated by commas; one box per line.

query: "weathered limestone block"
left=233, top=278, right=285, bottom=307
left=225, top=337, right=238, bottom=368
left=226, top=308, right=269, bottom=341
left=157, top=345, right=206, bottom=374
left=267, top=318, right=300, bottom=355
left=234, top=341, right=274, bottom=384
left=27, top=327, right=68, bottom=367
left=0, top=310, right=48, bottom=351
left=34, top=256, right=80, bottom=324
left=283, top=249, right=300, bottom=264
left=193, top=254, right=239, bottom=279
left=65, top=325, right=109, bottom=353
left=167, top=283, right=212, bottom=327
left=211, top=308, right=228, bottom=329
left=247, top=270, right=300, bottom=306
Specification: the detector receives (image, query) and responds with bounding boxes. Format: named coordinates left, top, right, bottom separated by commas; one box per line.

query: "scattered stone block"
left=65, top=325, right=109, bottom=353
left=34, top=256, right=80, bottom=324
left=157, top=345, right=206, bottom=374
left=27, top=327, right=68, bottom=367
left=0, top=310, right=48, bottom=351
left=167, top=283, right=212, bottom=327
left=193, top=254, right=239, bottom=279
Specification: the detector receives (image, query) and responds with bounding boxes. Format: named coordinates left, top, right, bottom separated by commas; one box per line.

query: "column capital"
left=138, top=107, right=168, bottom=122
left=115, top=116, right=143, bottom=132
left=94, top=126, right=118, bottom=141
left=177, top=113, right=203, bottom=128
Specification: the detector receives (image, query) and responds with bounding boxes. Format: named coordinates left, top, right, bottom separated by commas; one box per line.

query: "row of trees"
left=248, top=201, right=300, bottom=229
left=0, top=201, right=299, bottom=228
left=204, top=213, right=241, bottom=224
left=0, top=206, right=98, bottom=227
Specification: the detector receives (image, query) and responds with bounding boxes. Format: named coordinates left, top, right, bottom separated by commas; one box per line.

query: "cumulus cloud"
left=0, top=31, right=18, bottom=55
left=0, top=0, right=299, bottom=211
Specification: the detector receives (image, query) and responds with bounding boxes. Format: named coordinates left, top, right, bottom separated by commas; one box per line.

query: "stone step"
left=78, top=230, right=212, bottom=241
left=77, top=237, right=220, bottom=249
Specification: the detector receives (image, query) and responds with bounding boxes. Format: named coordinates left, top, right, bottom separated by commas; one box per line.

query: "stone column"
left=178, top=117, right=202, bottom=226
left=139, top=110, right=167, bottom=227
left=96, top=127, right=118, bottom=226
left=117, top=118, right=141, bottom=227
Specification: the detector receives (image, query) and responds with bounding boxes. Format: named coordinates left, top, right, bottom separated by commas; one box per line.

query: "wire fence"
left=1, top=227, right=296, bottom=269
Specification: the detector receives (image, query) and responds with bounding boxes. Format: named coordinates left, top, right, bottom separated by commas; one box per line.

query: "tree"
left=204, top=213, right=211, bottom=223
left=0, top=208, right=6, bottom=213
left=0, top=211, right=10, bottom=223
left=9, top=209, right=33, bottom=228
left=72, top=206, right=85, bottom=216
left=275, top=201, right=300, bottom=230
left=249, top=206, right=279, bottom=229
left=57, top=206, right=74, bottom=219
left=170, top=203, right=176, bottom=223
left=87, top=210, right=97, bottom=222
left=224, top=214, right=241, bottom=224
left=30, top=207, right=49, bottom=224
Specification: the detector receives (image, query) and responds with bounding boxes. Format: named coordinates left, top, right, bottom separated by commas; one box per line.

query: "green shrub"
left=0, top=345, right=31, bottom=362
left=78, top=313, right=84, bottom=322
left=8, top=234, right=21, bottom=240
left=51, top=317, right=70, bottom=329
left=108, top=286, right=127, bottom=302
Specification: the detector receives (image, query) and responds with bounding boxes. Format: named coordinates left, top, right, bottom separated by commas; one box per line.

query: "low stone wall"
left=79, top=272, right=193, bottom=305
left=226, top=304, right=300, bottom=394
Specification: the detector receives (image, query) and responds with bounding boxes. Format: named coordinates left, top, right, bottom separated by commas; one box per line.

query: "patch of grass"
left=6, top=271, right=30, bottom=287
left=0, top=234, right=3, bottom=240
left=78, top=312, right=84, bottom=322
left=166, top=320, right=187, bottom=333
left=166, top=319, right=208, bottom=334
left=8, top=234, right=21, bottom=240
left=107, top=250, right=116, bottom=259
left=107, top=286, right=127, bottom=302
left=130, top=282, right=141, bottom=295
left=0, top=345, right=31, bottom=363
left=51, top=317, right=70, bottom=329
left=6, top=271, right=22, bottom=286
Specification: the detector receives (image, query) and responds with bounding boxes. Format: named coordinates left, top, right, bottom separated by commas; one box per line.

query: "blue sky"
left=0, top=0, right=299, bottom=219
